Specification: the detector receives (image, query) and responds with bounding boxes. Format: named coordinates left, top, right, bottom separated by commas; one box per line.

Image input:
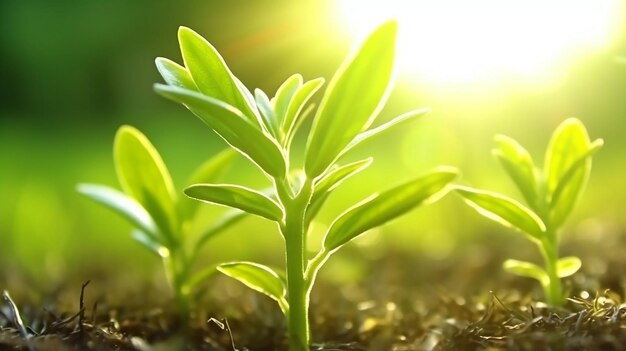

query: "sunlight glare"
left=335, top=0, right=622, bottom=85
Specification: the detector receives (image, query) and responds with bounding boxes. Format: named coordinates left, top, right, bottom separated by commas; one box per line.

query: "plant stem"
left=278, top=176, right=313, bottom=351
left=540, top=231, right=563, bottom=306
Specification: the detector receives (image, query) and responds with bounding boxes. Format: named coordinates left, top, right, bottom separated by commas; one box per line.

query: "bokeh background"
left=1, top=0, right=625, bottom=299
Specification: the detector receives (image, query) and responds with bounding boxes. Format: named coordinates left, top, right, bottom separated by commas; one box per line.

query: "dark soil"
left=2, top=231, right=625, bottom=351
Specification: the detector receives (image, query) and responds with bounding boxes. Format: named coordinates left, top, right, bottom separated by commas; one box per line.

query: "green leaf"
left=131, top=229, right=167, bottom=257
left=306, top=158, right=373, bottom=225
left=549, top=139, right=603, bottom=227
left=283, top=78, right=325, bottom=144
left=154, top=84, right=286, bottom=178
left=503, top=259, right=549, bottom=285
left=544, top=119, right=600, bottom=226
left=336, top=108, right=429, bottom=160
left=114, top=126, right=178, bottom=238
left=455, top=186, right=546, bottom=240
left=305, top=21, right=397, bottom=177
left=185, top=184, right=283, bottom=222
left=154, top=57, right=197, bottom=90
left=312, top=158, right=373, bottom=203
left=177, top=26, right=260, bottom=127
left=493, top=134, right=539, bottom=209
left=181, top=149, right=238, bottom=219
left=218, top=262, right=289, bottom=315
left=254, top=88, right=278, bottom=137
left=324, top=168, right=457, bottom=251
left=77, top=184, right=160, bottom=239
left=273, top=74, right=302, bottom=129
left=556, top=256, right=582, bottom=278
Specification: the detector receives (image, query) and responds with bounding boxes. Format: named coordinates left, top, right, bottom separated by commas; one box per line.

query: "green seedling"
left=77, top=126, right=242, bottom=316
left=154, top=21, right=457, bottom=350
left=455, top=118, right=603, bottom=306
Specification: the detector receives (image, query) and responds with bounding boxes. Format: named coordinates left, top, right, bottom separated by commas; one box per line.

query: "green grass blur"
left=1, top=0, right=626, bottom=296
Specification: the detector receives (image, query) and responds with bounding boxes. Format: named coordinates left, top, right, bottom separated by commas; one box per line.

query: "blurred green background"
left=1, top=0, right=625, bottom=297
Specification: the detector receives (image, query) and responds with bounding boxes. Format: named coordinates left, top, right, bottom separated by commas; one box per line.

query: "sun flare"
left=335, top=0, right=622, bottom=85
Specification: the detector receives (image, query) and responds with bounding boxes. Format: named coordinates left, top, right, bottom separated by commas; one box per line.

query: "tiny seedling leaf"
left=337, top=108, right=429, bottom=160
left=306, top=158, right=373, bottom=224
left=493, top=134, right=539, bottom=209
left=154, top=84, right=286, bottom=178
left=254, top=88, right=279, bottom=137
left=545, top=118, right=592, bottom=194
left=273, top=74, right=302, bottom=129
left=114, top=126, right=178, bottom=237
left=155, top=57, right=197, bottom=90
left=178, top=26, right=260, bottom=126
left=305, top=21, right=397, bottom=177
left=77, top=184, right=161, bottom=239
left=185, top=184, right=283, bottom=222
left=218, top=262, right=289, bottom=315
left=312, top=158, right=373, bottom=205
left=549, top=139, right=603, bottom=227
left=455, top=186, right=546, bottom=240
left=283, top=78, right=325, bottom=144
left=131, top=229, right=166, bottom=257
left=324, top=168, right=457, bottom=251
left=503, top=259, right=549, bottom=285
left=181, top=149, right=238, bottom=219
left=556, top=256, right=582, bottom=278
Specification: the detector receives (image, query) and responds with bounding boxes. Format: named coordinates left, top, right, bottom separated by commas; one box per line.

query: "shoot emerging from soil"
left=455, top=118, right=603, bottom=306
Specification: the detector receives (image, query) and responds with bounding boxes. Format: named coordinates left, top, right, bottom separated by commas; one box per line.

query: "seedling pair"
left=154, top=21, right=456, bottom=350
left=455, top=118, right=602, bottom=306
left=78, top=127, right=242, bottom=316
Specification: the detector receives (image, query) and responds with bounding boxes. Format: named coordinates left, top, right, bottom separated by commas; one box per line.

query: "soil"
left=1, top=231, right=625, bottom=351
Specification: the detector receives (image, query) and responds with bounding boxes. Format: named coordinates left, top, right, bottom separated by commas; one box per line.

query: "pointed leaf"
left=131, top=229, right=167, bottom=257
left=155, top=57, right=197, bottom=90
left=178, top=27, right=260, bottom=126
left=305, top=21, right=398, bottom=177
left=324, top=168, right=457, bottom=251
left=181, top=149, right=238, bottom=219
left=114, top=126, right=178, bottom=237
left=154, top=84, right=286, bottom=178
left=455, top=186, right=546, bottom=240
left=503, top=259, right=549, bottom=285
left=545, top=118, right=593, bottom=193
left=550, top=139, right=603, bottom=227
left=218, top=262, right=288, bottom=314
left=312, top=158, right=373, bottom=204
left=273, top=74, right=302, bottom=128
left=283, top=78, right=325, bottom=143
left=185, top=184, right=283, bottom=222
left=337, top=108, right=429, bottom=160
left=306, top=158, right=373, bottom=224
left=255, top=88, right=278, bottom=137
left=556, top=256, right=582, bottom=278
left=493, top=134, right=539, bottom=209
left=77, top=184, right=161, bottom=238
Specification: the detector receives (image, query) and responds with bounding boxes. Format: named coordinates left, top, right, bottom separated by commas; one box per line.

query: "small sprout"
left=77, top=126, right=243, bottom=316
left=155, top=21, right=457, bottom=351
left=455, top=118, right=603, bottom=306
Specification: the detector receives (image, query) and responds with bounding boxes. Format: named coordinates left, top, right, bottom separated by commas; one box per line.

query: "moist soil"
left=1, top=231, right=625, bottom=351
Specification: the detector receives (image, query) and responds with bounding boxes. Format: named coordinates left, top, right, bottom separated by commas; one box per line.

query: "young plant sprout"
left=154, top=21, right=457, bottom=350
left=77, top=126, right=242, bottom=316
left=455, top=118, right=603, bottom=306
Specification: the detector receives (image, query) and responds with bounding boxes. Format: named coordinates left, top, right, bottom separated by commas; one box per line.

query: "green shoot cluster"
left=154, top=21, right=457, bottom=350
left=78, top=126, right=243, bottom=316
left=455, top=118, right=603, bottom=306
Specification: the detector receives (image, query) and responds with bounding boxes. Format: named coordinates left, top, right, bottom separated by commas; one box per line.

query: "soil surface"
left=2, top=230, right=625, bottom=350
